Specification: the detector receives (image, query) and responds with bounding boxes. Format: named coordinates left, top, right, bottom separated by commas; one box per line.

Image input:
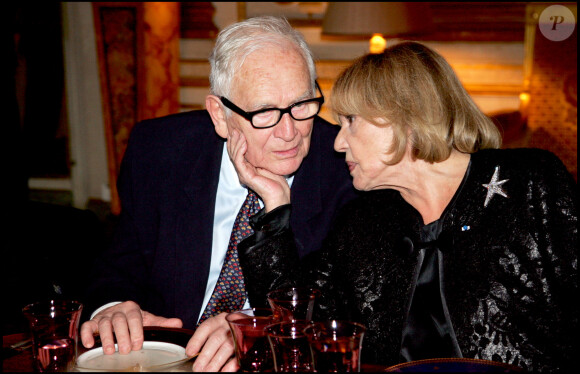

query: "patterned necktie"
left=199, top=190, right=260, bottom=324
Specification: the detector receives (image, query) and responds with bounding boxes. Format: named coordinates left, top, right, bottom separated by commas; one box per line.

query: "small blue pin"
left=461, top=225, right=470, bottom=231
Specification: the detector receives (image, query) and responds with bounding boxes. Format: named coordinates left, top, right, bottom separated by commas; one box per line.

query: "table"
left=3, top=332, right=387, bottom=372
left=2, top=333, right=195, bottom=372
left=3, top=333, right=33, bottom=372
left=3, top=333, right=196, bottom=372
left=3, top=333, right=98, bottom=372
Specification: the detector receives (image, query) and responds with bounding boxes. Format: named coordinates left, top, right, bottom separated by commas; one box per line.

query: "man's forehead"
left=231, top=63, right=311, bottom=108
left=234, top=85, right=312, bottom=112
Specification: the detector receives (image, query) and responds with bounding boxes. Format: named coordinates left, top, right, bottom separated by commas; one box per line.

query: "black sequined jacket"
left=239, top=148, right=578, bottom=373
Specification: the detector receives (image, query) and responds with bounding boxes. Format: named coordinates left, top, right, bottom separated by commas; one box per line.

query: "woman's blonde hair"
left=331, top=41, right=501, bottom=164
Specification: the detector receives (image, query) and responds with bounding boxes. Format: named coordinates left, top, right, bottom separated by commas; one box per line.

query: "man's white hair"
left=209, top=16, right=318, bottom=102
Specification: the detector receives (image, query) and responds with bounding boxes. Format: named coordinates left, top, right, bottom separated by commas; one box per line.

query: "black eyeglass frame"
left=219, top=82, right=325, bottom=129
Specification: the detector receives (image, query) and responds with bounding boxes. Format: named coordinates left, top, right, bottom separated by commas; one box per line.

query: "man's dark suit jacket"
left=85, top=110, right=357, bottom=328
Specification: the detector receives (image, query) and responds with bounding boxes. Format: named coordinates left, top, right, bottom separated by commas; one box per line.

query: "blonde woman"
left=236, top=42, right=577, bottom=372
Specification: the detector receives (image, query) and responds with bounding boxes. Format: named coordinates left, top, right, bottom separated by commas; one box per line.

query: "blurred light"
left=322, top=2, right=432, bottom=53
left=519, top=92, right=531, bottom=103
left=369, top=34, right=387, bottom=54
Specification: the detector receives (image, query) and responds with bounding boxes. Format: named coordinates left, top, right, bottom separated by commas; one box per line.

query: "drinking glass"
left=22, top=299, right=83, bottom=372
left=266, top=320, right=314, bottom=372
left=267, top=287, right=321, bottom=322
left=226, top=308, right=275, bottom=372
left=303, top=320, right=366, bottom=372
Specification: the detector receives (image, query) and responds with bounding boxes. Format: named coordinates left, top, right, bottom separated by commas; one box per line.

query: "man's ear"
left=206, top=95, right=228, bottom=139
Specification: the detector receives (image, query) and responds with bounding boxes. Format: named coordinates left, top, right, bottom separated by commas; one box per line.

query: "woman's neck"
left=397, top=151, right=471, bottom=225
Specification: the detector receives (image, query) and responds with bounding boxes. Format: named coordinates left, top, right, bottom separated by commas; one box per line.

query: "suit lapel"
left=174, top=117, right=224, bottom=326
left=290, top=122, right=324, bottom=257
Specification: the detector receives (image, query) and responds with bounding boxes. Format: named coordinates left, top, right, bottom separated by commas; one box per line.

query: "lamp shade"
left=322, top=2, right=433, bottom=37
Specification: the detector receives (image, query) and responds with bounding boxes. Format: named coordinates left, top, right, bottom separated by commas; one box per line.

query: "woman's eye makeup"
left=339, top=114, right=355, bottom=125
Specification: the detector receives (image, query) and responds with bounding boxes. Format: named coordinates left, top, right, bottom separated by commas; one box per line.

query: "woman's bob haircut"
left=331, top=41, right=501, bottom=164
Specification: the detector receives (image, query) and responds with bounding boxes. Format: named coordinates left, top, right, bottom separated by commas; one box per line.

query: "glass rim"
left=302, top=320, right=366, bottom=339
left=22, top=299, right=83, bottom=315
left=225, top=307, right=274, bottom=324
left=265, top=320, right=313, bottom=338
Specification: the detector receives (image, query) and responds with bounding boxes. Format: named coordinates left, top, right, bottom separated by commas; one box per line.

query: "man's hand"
left=80, top=301, right=183, bottom=355
left=227, top=129, right=291, bottom=212
left=186, top=313, right=239, bottom=372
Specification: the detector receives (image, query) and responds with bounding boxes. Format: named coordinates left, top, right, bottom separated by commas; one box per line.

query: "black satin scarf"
left=399, top=159, right=471, bottom=362
left=399, top=222, right=461, bottom=361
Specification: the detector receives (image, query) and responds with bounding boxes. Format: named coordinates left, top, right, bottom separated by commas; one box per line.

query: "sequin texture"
left=241, top=149, right=577, bottom=372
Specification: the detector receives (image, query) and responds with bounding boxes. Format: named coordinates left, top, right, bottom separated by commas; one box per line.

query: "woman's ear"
left=206, top=95, right=229, bottom=139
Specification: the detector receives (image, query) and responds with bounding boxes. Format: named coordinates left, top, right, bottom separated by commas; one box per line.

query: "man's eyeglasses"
left=220, top=82, right=325, bottom=129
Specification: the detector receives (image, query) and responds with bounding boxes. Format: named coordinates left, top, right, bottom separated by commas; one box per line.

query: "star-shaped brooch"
left=482, top=166, right=509, bottom=207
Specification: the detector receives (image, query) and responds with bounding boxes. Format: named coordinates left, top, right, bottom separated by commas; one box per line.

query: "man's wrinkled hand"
left=186, top=313, right=238, bottom=372
left=80, top=301, right=183, bottom=355
left=227, top=129, right=291, bottom=212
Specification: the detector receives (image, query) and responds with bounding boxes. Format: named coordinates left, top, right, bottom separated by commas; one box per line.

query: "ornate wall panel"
left=93, top=2, right=180, bottom=214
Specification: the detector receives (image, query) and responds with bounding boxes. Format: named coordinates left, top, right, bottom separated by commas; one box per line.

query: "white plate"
left=75, top=341, right=190, bottom=372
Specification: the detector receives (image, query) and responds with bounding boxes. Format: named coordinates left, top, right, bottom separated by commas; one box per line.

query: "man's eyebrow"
left=295, top=88, right=315, bottom=102
left=250, top=89, right=314, bottom=111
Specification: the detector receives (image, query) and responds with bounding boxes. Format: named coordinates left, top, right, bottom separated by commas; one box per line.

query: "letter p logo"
left=539, top=5, right=576, bottom=41
left=550, top=15, right=565, bottom=30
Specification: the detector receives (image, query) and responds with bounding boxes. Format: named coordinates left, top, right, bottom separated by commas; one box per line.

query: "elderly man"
left=80, top=16, right=357, bottom=371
